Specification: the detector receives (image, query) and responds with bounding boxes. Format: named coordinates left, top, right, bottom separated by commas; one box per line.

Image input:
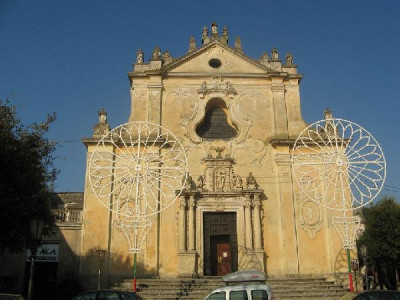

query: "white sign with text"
left=26, top=244, right=59, bottom=262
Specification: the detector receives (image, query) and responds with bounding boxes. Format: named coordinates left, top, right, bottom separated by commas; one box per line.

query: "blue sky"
left=1, top=0, right=399, bottom=198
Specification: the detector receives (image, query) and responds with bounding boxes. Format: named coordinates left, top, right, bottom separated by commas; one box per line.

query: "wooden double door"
left=204, top=212, right=238, bottom=276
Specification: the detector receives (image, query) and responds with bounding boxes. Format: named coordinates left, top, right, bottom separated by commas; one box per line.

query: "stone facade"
left=79, top=22, right=347, bottom=285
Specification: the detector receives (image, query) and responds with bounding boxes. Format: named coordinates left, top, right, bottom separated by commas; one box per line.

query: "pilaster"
left=276, top=152, right=299, bottom=274
left=147, top=77, right=163, bottom=125
left=178, top=193, right=197, bottom=278
left=188, top=195, right=196, bottom=251
left=271, top=82, right=289, bottom=139
left=244, top=195, right=253, bottom=250
left=178, top=196, right=186, bottom=252
left=253, top=194, right=263, bottom=250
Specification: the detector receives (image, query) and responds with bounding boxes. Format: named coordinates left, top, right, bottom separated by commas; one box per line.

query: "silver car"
left=204, top=270, right=273, bottom=300
left=204, top=284, right=272, bottom=300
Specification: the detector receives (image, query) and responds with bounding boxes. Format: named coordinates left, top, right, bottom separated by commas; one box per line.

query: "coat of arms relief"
left=182, top=146, right=260, bottom=194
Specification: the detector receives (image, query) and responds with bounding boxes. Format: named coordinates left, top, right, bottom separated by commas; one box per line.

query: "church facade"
left=79, top=22, right=346, bottom=284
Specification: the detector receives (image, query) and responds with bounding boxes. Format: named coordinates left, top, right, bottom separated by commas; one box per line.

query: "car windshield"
left=98, top=291, right=119, bottom=300
left=0, top=296, right=24, bottom=300
left=206, top=291, right=225, bottom=300
left=120, top=292, right=143, bottom=300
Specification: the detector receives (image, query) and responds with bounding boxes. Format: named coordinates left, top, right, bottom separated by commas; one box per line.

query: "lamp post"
left=27, top=218, right=44, bottom=300
left=96, top=249, right=106, bottom=290
left=360, top=245, right=368, bottom=290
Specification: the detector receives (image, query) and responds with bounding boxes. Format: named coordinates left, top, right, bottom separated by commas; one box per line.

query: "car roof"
left=211, top=284, right=271, bottom=293
left=223, top=270, right=267, bottom=283
left=85, top=290, right=135, bottom=293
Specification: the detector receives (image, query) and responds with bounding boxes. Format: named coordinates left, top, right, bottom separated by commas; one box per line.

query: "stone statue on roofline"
left=162, top=50, right=173, bottom=64
left=259, top=52, right=269, bottom=65
left=324, top=108, right=333, bottom=119
left=235, top=36, right=243, bottom=53
left=271, top=47, right=279, bottom=61
left=136, top=49, right=144, bottom=64
left=152, top=46, right=161, bottom=60
left=323, top=108, right=336, bottom=136
left=285, top=52, right=294, bottom=66
left=93, top=108, right=111, bottom=137
left=221, top=26, right=229, bottom=44
left=211, top=21, right=218, bottom=39
left=188, top=36, right=196, bottom=52
left=202, top=26, right=210, bottom=44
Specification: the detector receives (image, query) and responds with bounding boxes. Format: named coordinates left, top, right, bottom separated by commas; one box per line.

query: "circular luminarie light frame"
left=89, top=122, right=188, bottom=218
left=291, top=118, right=386, bottom=211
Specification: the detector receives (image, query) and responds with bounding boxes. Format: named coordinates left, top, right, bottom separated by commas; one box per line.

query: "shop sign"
left=26, top=244, right=59, bottom=262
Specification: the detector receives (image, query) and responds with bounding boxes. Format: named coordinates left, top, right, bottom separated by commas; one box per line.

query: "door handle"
left=218, top=256, right=222, bottom=263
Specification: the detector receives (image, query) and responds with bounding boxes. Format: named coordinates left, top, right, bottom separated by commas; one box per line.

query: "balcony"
left=52, top=209, right=82, bottom=224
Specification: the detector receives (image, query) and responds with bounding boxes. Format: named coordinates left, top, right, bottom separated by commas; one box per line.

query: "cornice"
left=270, top=139, right=296, bottom=147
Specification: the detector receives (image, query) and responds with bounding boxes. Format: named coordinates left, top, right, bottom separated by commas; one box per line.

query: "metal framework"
left=88, top=122, right=188, bottom=291
left=292, top=118, right=386, bottom=212
left=89, top=121, right=188, bottom=218
left=291, top=117, right=386, bottom=292
left=331, top=215, right=363, bottom=249
left=115, top=217, right=152, bottom=253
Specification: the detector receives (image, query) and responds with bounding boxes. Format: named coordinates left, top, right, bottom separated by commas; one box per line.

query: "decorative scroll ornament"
left=292, top=118, right=386, bottom=211
left=89, top=121, right=188, bottom=218
left=197, top=76, right=237, bottom=99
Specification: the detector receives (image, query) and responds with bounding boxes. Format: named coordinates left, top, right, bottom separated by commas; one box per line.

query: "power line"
left=10, top=0, right=97, bottom=112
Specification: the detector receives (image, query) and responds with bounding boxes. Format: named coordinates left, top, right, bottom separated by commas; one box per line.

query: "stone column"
left=179, top=196, right=187, bottom=252
left=253, top=193, right=263, bottom=250
left=244, top=195, right=253, bottom=250
left=188, top=195, right=196, bottom=251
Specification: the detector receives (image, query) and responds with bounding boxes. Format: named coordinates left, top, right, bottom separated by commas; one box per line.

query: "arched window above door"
left=196, top=98, right=238, bottom=140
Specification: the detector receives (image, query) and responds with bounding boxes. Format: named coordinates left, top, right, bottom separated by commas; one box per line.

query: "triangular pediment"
left=164, top=41, right=272, bottom=74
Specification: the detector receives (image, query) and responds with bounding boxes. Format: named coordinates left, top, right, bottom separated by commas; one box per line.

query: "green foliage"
left=0, top=98, right=59, bottom=252
left=359, top=196, right=400, bottom=264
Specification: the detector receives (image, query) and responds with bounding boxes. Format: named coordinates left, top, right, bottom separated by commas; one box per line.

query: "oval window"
left=209, top=58, right=222, bottom=69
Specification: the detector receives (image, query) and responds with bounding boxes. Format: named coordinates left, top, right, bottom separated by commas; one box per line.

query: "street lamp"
left=360, top=245, right=368, bottom=290
left=96, top=249, right=106, bottom=290
left=28, top=218, right=44, bottom=300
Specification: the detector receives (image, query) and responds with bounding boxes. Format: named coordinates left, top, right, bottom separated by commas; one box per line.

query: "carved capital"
left=275, top=153, right=291, bottom=166
left=188, top=196, right=196, bottom=209
left=179, top=197, right=187, bottom=209
left=252, top=199, right=261, bottom=209
left=244, top=199, right=252, bottom=209
left=270, top=85, right=285, bottom=92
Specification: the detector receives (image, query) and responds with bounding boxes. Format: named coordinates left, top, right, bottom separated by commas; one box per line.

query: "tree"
left=0, top=98, right=58, bottom=253
left=358, top=196, right=400, bottom=289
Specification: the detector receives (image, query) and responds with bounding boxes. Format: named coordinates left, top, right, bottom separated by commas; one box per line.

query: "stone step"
left=115, top=276, right=347, bottom=300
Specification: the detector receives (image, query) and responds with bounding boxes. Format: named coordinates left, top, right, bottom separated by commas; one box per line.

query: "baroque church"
left=79, top=21, right=345, bottom=283
left=0, top=22, right=348, bottom=294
